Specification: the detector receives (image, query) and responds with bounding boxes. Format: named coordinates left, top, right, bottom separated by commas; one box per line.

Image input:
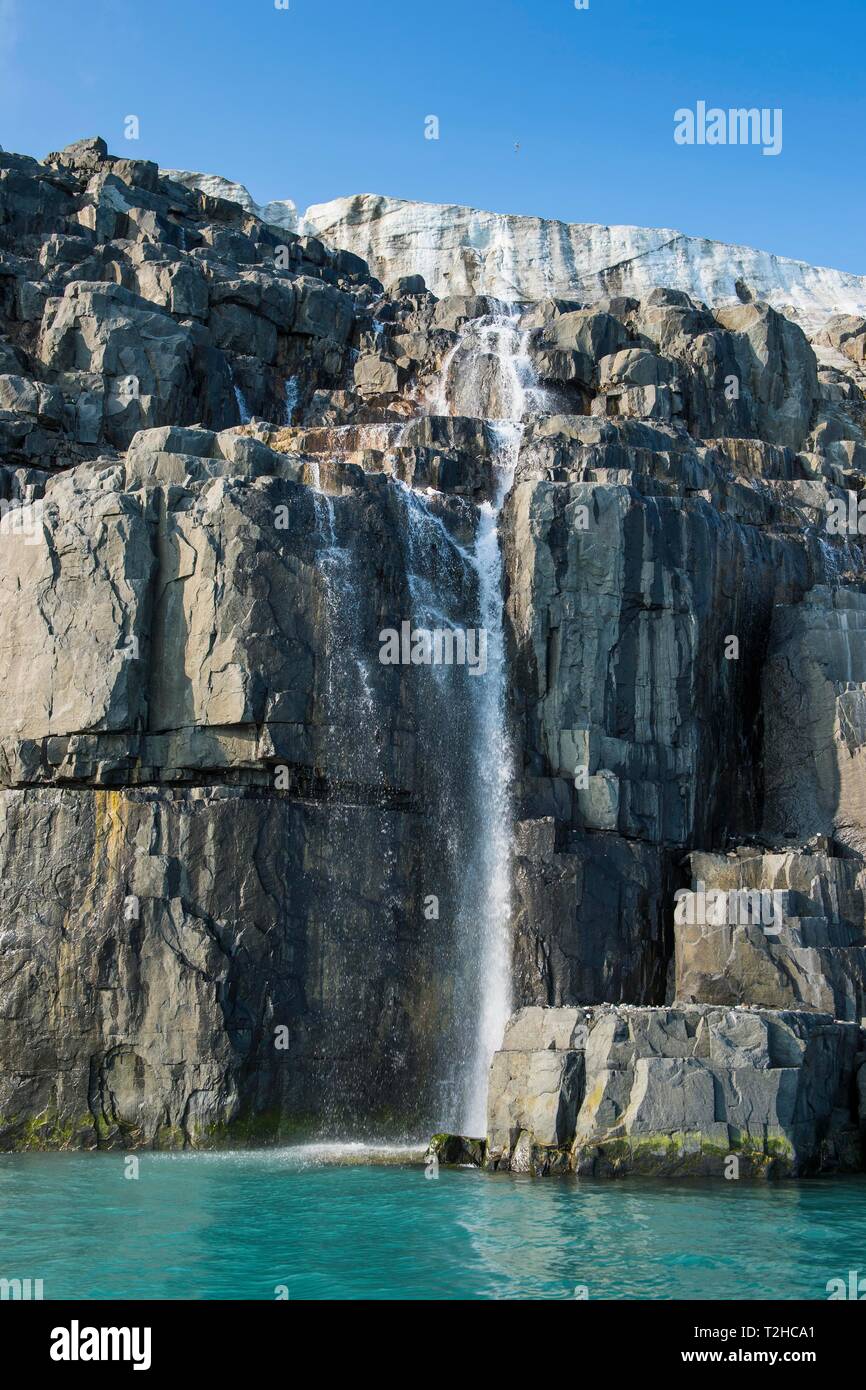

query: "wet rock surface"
left=3, top=137, right=866, bottom=1167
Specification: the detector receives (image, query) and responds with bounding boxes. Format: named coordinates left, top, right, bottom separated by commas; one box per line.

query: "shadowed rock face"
left=0, top=787, right=457, bottom=1147
left=2, top=136, right=866, bottom=1164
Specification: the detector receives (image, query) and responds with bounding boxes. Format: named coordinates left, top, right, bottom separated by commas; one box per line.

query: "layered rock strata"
left=298, top=194, right=866, bottom=333
left=467, top=1004, right=864, bottom=1177
left=3, top=136, right=866, bottom=1168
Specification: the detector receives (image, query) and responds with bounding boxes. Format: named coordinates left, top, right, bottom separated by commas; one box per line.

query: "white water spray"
left=299, top=309, right=542, bottom=1139
left=231, top=367, right=252, bottom=425
left=284, top=376, right=300, bottom=426
left=429, top=307, right=540, bottom=1134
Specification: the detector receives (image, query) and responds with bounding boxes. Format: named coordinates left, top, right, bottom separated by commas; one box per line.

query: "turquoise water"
left=1, top=1146, right=864, bottom=1300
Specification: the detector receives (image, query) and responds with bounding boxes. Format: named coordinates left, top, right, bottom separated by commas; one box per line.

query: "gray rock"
left=0, top=785, right=457, bottom=1147
left=713, top=302, right=820, bottom=450
left=293, top=276, right=354, bottom=342
left=390, top=274, right=427, bottom=297
left=675, top=846, right=866, bottom=1021
left=486, top=1005, right=863, bottom=1177
left=3, top=134, right=866, bottom=1166
left=431, top=296, right=497, bottom=332
left=353, top=352, right=406, bottom=397
left=762, top=588, right=866, bottom=854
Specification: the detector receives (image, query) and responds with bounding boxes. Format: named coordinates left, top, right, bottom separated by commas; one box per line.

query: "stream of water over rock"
left=437, top=310, right=539, bottom=1134
left=305, top=305, right=543, bottom=1136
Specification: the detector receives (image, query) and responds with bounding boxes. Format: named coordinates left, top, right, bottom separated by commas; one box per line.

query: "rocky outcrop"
left=298, top=194, right=866, bottom=333
left=4, top=134, right=866, bottom=1168
left=674, top=845, right=866, bottom=1021
left=0, top=137, right=499, bottom=1147
left=479, top=1005, right=864, bottom=1177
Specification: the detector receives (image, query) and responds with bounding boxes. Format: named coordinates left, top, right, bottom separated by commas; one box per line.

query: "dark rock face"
left=510, top=818, right=671, bottom=1009
left=0, top=787, right=454, bottom=1148
left=0, top=137, right=503, bottom=1146
left=2, top=135, right=866, bottom=1168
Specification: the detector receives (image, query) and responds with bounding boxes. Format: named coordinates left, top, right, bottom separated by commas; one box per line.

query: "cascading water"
left=302, top=307, right=542, bottom=1139
left=306, top=465, right=380, bottom=773
left=284, top=376, right=300, bottom=426
left=427, top=307, right=541, bottom=1134
left=231, top=366, right=252, bottom=425
left=304, top=461, right=409, bottom=1137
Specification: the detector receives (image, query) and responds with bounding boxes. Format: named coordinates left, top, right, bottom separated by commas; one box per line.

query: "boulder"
left=485, top=1005, right=863, bottom=1177
left=714, top=302, right=820, bottom=450
left=293, top=276, right=354, bottom=342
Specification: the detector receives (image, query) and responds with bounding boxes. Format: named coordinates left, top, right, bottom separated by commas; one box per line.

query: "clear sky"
left=0, top=0, right=863, bottom=273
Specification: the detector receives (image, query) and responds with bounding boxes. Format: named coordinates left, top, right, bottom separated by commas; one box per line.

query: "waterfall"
left=427, top=307, right=539, bottom=1135
left=284, top=375, right=300, bottom=426
left=458, top=456, right=517, bottom=1134
left=298, top=309, right=541, bottom=1138
left=305, top=461, right=406, bottom=1137
left=307, top=466, right=379, bottom=765
left=396, top=480, right=472, bottom=631
left=230, top=367, right=252, bottom=425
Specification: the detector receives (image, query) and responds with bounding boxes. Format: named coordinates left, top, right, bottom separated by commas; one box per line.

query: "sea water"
left=1, top=1151, right=864, bottom=1301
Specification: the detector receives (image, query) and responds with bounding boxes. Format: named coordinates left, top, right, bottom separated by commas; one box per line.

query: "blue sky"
left=0, top=0, right=863, bottom=273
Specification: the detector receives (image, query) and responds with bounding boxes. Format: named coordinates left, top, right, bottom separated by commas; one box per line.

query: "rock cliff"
left=475, top=1003, right=863, bottom=1177
left=2, top=136, right=866, bottom=1171
left=166, top=175, right=866, bottom=333
left=300, top=194, right=866, bottom=334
